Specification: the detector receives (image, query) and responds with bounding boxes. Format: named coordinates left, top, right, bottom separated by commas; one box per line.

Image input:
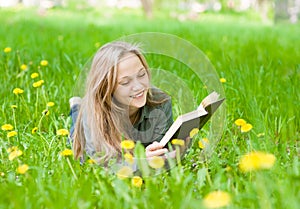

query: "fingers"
left=146, top=148, right=168, bottom=158
left=145, top=141, right=168, bottom=158
left=145, top=141, right=162, bottom=152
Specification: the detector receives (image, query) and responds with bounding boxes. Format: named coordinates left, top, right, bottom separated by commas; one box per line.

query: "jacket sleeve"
left=152, top=99, right=173, bottom=142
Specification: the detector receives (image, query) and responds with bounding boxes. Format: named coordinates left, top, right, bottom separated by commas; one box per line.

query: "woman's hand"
left=145, top=141, right=168, bottom=158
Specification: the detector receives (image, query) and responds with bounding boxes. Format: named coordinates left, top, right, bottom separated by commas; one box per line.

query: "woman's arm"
left=145, top=99, right=173, bottom=158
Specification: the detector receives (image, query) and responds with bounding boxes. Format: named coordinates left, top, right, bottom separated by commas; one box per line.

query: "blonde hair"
left=73, top=41, right=169, bottom=163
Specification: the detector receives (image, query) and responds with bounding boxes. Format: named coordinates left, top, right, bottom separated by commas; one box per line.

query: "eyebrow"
left=118, top=67, right=145, bottom=80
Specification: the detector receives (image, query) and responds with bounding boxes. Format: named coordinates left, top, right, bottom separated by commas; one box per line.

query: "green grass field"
left=0, top=6, right=299, bottom=209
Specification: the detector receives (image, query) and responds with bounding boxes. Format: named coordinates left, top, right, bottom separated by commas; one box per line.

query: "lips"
left=130, top=90, right=144, bottom=98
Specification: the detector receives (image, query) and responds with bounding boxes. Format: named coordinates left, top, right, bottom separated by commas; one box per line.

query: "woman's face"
left=113, top=53, right=150, bottom=113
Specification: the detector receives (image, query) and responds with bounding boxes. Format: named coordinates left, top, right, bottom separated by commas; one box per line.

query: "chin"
left=129, top=92, right=147, bottom=109
left=133, top=101, right=146, bottom=108
left=131, top=99, right=147, bottom=109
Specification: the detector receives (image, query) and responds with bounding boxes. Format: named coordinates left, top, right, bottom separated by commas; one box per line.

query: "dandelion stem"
left=37, top=114, right=45, bottom=131
left=0, top=141, right=5, bottom=159
left=20, top=95, right=31, bottom=120
left=48, top=136, right=56, bottom=155
left=35, top=88, right=39, bottom=119
left=204, top=153, right=212, bottom=186
left=92, top=166, right=103, bottom=188
left=12, top=109, right=17, bottom=129
left=12, top=108, right=19, bottom=144
left=66, top=157, right=78, bottom=180
left=175, top=146, right=181, bottom=166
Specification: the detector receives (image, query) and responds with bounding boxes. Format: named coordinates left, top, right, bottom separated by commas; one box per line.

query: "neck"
left=129, top=106, right=139, bottom=117
left=129, top=108, right=140, bottom=124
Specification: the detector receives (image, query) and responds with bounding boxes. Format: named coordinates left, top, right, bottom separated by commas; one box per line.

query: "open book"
left=159, top=91, right=225, bottom=148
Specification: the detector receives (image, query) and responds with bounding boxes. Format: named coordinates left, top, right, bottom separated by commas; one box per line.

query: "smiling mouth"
left=130, top=91, right=144, bottom=98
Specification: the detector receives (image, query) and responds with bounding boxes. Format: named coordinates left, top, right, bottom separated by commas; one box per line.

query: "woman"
left=70, top=41, right=173, bottom=165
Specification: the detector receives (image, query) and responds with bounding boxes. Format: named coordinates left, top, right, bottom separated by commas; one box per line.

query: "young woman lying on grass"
left=69, top=41, right=174, bottom=165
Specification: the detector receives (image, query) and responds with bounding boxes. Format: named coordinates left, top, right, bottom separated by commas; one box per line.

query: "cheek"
left=142, top=76, right=150, bottom=87
left=113, top=86, right=130, bottom=102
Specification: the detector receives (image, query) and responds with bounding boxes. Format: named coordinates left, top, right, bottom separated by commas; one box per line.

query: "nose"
left=131, top=78, right=143, bottom=91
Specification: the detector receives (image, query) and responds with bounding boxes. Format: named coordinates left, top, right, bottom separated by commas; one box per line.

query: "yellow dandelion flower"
left=241, top=123, right=253, bottom=133
left=20, top=64, right=28, bottom=71
left=121, top=140, right=135, bottom=150
left=56, top=129, right=69, bottom=136
left=87, top=159, right=96, bottom=164
left=4, top=47, right=12, bottom=53
left=42, top=109, right=50, bottom=116
left=219, top=78, right=226, bottom=83
left=31, top=72, right=39, bottom=79
left=17, top=164, right=29, bottom=174
left=198, top=138, right=209, bottom=149
left=131, top=176, right=143, bottom=188
left=0, top=172, right=4, bottom=177
left=7, top=131, right=17, bottom=138
left=124, top=153, right=134, bottom=164
left=31, top=127, right=38, bottom=134
left=239, top=151, right=276, bottom=172
left=11, top=105, right=17, bottom=109
left=116, top=166, right=133, bottom=180
left=234, top=118, right=246, bottom=126
left=7, top=146, right=18, bottom=153
left=13, top=88, right=24, bottom=95
left=203, top=190, right=231, bottom=208
left=171, top=139, right=185, bottom=146
left=9, top=150, right=23, bottom=161
left=33, top=80, right=44, bottom=88
left=189, top=128, right=199, bottom=138
left=1, top=124, right=14, bottom=131
left=148, top=156, right=165, bottom=169
left=40, top=60, right=48, bottom=66
left=60, top=149, right=73, bottom=156
left=47, top=102, right=55, bottom=107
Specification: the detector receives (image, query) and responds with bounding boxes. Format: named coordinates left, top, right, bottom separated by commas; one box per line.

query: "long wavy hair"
left=73, top=41, right=169, bottom=163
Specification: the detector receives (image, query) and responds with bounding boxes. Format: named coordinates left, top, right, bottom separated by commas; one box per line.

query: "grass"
left=0, top=6, right=299, bottom=209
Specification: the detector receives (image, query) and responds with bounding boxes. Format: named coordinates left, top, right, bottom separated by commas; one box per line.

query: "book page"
left=159, top=91, right=224, bottom=148
left=198, top=91, right=220, bottom=109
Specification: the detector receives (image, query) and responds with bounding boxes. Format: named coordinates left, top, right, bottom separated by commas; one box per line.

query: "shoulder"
left=144, top=87, right=172, bottom=117
left=149, top=87, right=171, bottom=101
left=144, top=100, right=171, bottom=115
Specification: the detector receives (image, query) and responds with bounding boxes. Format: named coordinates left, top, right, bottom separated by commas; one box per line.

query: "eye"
left=138, top=71, right=146, bottom=77
left=119, top=80, right=130, bottom=86
left=120, top=82, right=129, bottom=86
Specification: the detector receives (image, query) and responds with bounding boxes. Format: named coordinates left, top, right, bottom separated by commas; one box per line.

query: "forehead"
left=117, top=53, right=144, bottom=78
